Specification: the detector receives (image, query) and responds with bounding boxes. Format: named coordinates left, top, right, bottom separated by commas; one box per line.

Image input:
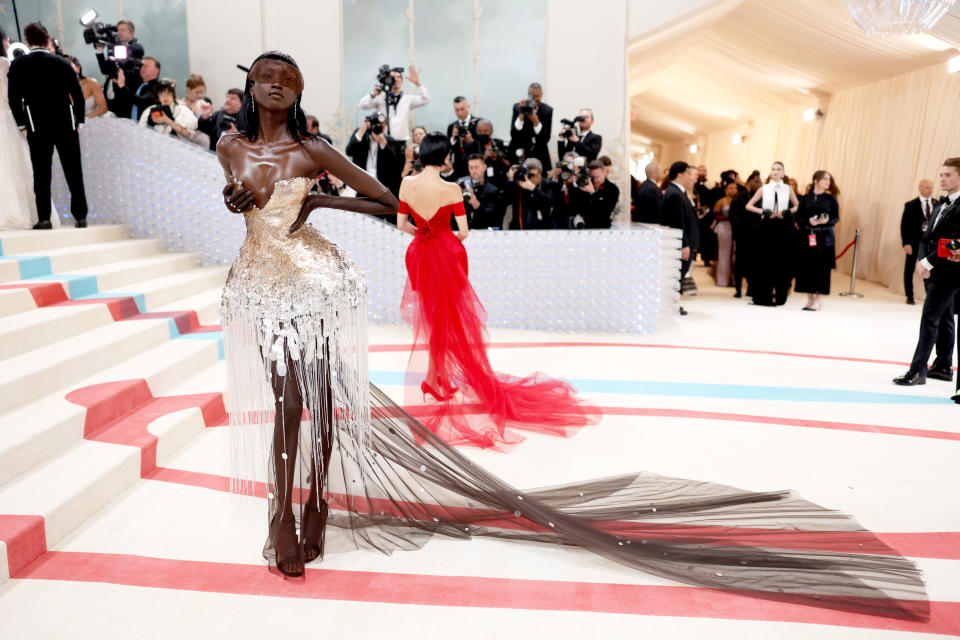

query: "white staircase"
left=0, top=226, right=230, bottom=584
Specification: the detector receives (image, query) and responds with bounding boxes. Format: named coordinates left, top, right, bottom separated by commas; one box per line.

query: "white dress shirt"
left=920, top=190, right=960, bottom=271
left=358, top=85, right=430, bottom=142
left=354, top=131, right=386, bottom=180
left=760, top=181, right=792, bottom=213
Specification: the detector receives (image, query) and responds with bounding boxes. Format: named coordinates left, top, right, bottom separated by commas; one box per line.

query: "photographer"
left=504, top=158, right=555, bottom=230
left=93, top=19, right=145, bottom=118
left=447, top=96, right=480, bottom=178
left=508, top=82, right=553, bottom=171
left=470, top=118, right=510, bottom=187
left=345, top=113, right=402, bottom=199
left=402, top=126, right=428, bottom=177
left=358, top=64, right=429, bottom=142
left=138, top=78, right=198, bottom=140
left=198, top=88, right=243, bottom=151
left=112, top=56, right=161, bottom=122
left=577, top=159, right=619, bottom=229
left=458, top=154, right=501, bottom=229
left=557, top=108, right=602, bottom=163
left=551, top=152, right=590, bottom=229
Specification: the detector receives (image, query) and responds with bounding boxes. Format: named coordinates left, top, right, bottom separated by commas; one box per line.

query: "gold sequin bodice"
left=222, top=177, right=365, bottom=322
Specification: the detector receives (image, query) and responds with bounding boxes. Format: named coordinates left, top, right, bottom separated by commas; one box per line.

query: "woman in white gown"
left=0, top=28, right=60, bottom=230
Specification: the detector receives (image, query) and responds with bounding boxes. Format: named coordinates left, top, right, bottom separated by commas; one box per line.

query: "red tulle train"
left=399, top=200, right=598, bottom=449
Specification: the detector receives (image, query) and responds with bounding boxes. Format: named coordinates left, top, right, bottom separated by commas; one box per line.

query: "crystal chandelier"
left=844, top=0, right=956, bottom=35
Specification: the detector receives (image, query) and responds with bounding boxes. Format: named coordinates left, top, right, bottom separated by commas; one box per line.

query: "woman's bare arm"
left=87, top=79, right=108, bottom=117
left=290, top=137, right=399, bottom=233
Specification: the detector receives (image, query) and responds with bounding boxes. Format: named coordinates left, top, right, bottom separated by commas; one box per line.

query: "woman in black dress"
left=795, top=171, right=839, bottom=310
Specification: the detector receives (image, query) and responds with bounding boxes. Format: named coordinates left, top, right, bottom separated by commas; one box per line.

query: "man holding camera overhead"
left=508, top=82, right=553, bottom=172
left=557, top=109, right=602, bottom=163
left=358, top=65, right=429, bottom=142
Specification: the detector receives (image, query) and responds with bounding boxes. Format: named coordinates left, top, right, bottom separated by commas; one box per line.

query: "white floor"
left=0, top=252, right=957, bottom=639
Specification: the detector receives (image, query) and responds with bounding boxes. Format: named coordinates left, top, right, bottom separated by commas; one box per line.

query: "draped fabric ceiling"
left=629, top=0, right=960, bottom=295
left=629, top=0, right=958, bottom=146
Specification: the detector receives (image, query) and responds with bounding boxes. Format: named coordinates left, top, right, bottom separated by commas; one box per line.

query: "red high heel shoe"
left=421, top=380, right=449, bottom=401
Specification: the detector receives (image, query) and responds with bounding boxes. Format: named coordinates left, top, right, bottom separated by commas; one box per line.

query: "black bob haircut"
left=418, top=132, right=450, bottom=167
left=237, top=51, right=315, bottom=145
left=668, top=161, right=691, bottom=180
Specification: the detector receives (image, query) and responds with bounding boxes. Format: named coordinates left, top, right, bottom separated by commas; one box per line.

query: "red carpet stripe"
left=142, top=466, right=960, bottom=560
left=369, top=341, right=957, bottom=370
left=16, top=551, right=959, bottom=636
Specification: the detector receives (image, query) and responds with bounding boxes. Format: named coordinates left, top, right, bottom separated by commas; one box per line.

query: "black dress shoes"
left=952, top=394, right=960, bottom=404
left=75, top=219, right=88, bottom=228
left=32, top=220, right=52, bottom=230
left=679, top=306, right=688, bottom=316
left=906, top=297, right=915, bottom=305
left=892, top=370, right=926, bottom=386
left=927, top=367, right=954, bottom=382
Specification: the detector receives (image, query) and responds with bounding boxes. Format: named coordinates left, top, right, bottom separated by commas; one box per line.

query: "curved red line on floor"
left=17, top=551, right=958, bottom=635
left=369, top=341, right=957, bottom=371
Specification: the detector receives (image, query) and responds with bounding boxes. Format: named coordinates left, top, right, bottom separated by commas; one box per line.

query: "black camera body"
left=568, top=214, right=586, bottom=230
left=512, top=163, right=529, bottom=184
left=82, top=20, right=119, bottom=46
left=559, top=115, right=586, bottom=139
left=365, top=112, right=387, bottom=135
left=219, top=114, right=237, bottom=132
left=376, top=64, right=404, bottom=93
left=518, top=99, right=536, bottom=115
left=456, top=177, right=474, bottom=200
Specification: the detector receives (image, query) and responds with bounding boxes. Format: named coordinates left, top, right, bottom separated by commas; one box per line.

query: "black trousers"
left=903, top=250, right=918, bottom=300
left=910, top=277, right=959, bottom=373
left=27, top=129, right=88, bottom=223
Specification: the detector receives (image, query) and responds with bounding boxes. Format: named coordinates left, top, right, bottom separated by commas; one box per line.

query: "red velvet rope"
left=835, top=238, right=857, bottom=261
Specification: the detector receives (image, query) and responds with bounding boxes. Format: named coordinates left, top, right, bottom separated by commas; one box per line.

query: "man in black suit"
left=446, top=96, right=480, bottom=179
left=508, top=82, right=553, bottom=172
left=894, top=159, right=960, bottom=391
left=901, top=179, right=937, bottom=304
left=345, top=118, right=402, bottom=222
left=462, top=154, right=501, bottom=229
left=504, top=158, right=555, bottom=229
left=557, top=109, right=602, bottom=163
left=661, top=161, right=700, bottom=315
left=580, top=159, right=619, bottom=229
left=632, top=162, right=662, bottom=223
left=7, top=22, right=88, bottom=229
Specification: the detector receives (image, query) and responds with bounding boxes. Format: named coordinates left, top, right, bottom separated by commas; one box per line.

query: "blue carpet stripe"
left=368, top=370, right=948, bottom=405
left=1, top=255, right=52, bottom=279
left=26, top=274, right=100, bottom=298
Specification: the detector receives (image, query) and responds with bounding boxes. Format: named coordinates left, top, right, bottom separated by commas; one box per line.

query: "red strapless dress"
left=399, top=200, right=598, bottom=449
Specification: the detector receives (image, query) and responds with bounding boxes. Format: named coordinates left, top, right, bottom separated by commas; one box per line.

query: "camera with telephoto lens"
left=559, top=115, right=586, bottom=139
left=456, top=177, right=475, bottom=200
left=376, top=64, right=404, bottom=93
left=568, top=214, right=586, bottom=230
left=365, top=112, right=387, bottom=135
left=454, top=121, right=471, bottom=139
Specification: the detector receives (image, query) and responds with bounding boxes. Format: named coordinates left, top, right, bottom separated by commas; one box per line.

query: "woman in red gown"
left=398, top=133, right=597, bottom=449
